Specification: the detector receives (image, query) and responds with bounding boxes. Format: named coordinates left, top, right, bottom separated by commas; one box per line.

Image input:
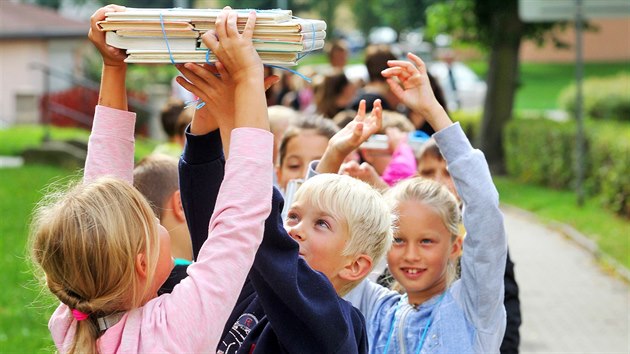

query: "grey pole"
left=575, top=0, right=585, bottom=206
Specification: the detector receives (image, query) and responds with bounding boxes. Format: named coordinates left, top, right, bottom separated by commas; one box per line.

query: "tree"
left=427, top=0, right=563, bottom=173
left=351, top=0, right=441, bottom=39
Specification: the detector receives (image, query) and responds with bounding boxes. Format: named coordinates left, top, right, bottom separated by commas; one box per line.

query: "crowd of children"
left=29, top=5, right=519, bottom=354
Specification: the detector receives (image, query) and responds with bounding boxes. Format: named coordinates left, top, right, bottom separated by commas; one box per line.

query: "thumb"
left=264, top=75, right=280, bottom=91
left=350, top=122, right=364, bottom=144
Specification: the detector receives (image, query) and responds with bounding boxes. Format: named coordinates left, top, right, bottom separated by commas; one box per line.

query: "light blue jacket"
left=344, top=123, right=507, bottom=354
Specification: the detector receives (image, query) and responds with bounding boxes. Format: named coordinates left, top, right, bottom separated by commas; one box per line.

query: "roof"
left=0, top=1, right=88, bottom=39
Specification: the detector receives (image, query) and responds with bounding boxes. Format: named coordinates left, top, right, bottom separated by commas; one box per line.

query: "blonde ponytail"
left=31, top=177, right=159, bottom=353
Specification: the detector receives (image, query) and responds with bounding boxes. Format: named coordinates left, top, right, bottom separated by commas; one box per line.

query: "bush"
left=450, top=110, right=481, bottom=143
left=558, top=74, right=630, bottom=122
left=505, top=118, right=630, bottom=218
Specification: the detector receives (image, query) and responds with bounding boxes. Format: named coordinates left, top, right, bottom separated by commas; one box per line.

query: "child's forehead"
left=291, top=197, right=345, bottom=222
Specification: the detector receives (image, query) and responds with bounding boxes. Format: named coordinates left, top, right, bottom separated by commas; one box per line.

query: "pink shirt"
left=381, top=142, right=417, bottom=186
left=50, top=105, right=273, bottom=353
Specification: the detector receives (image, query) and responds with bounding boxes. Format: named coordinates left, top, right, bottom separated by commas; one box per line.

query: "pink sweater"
left=381, top=142, right=417, bottom=186
left=49, top=105, right=273, bottom=353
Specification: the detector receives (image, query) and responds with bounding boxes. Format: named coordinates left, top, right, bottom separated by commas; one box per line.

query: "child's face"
left=360, top=148, right=392, bottom=176
left=151, top=221, right=174, bottom=297
left=417, top=155, right=457, bottom=198
left=276, top=130, right=329, bottom=191
left=387, top=200, right=459, bottom=305
left=284, top=199, right=351, bottom=291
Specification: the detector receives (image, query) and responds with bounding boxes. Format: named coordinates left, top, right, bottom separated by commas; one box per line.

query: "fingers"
left=356, top=99, right=366, bottom=121
left=201, top=30, right=219, bottom=53
left=215, top=61, right=229, bottom=79
left=226, top=10, right=239, bottom=37
left=351, top=122, right=364, bottom=143
left=242, top=10, right=257, bottom=40
left=180, top=63, right=220, bottom=87
left=263, top=75, right=280, bottom=91
left=175, top=76, right=203, bottom=98
left=386, top=78, right=406, bottom=100
left=215, top=8, right=228, bottom=40
left=369, top=99, right=383, bottom=132
left=406, top=52, right=427, bottom=73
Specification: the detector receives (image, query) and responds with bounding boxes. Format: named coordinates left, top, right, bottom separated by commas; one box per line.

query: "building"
left=0, top=1, right=88, bottom=126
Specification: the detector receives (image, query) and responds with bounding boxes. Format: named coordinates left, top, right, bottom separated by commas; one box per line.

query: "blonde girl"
left=31, top=7, right=273, bottom=353
left=344, top=53, right=507, bottom=353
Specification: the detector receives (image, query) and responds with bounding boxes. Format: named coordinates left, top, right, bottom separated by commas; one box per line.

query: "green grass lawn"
left=0, top=165, right=77, bottom=353
left=495, top=176, right=630, bottom=270
left=466, top=60, right=630, bottom=110
left=0, top=125, right=158, bottom=162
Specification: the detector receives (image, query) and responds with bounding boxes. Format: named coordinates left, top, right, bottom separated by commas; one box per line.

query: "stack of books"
left=98, top=8, right=327, bottom=66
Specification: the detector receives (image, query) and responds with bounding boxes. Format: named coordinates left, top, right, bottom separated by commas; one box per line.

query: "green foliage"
left=558, top=74, right=630, bottom=122
left=351, top=0, right=439, bottom=39
left=504, top=118, right=630, bottom=218
left=450, top=110, right=481, bottom=143
left=425, top=0, right=563, bottom=48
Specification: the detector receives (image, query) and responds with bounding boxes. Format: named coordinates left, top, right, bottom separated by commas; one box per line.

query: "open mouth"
left=401, top=267, right=426, bottom=278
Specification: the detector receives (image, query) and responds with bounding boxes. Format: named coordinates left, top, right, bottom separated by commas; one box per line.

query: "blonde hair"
left=30, top=177, right=159, bottom=354
left=293, top=174, right=393, bottom=295
left=385, top=177, right=461, bottom=286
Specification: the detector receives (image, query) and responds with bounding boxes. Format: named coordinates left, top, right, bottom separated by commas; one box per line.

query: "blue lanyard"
left=383, top=292, right=446, bottom=354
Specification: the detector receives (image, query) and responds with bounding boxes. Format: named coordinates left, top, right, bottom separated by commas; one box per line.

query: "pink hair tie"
left=72, top=309, right=89, bottom=321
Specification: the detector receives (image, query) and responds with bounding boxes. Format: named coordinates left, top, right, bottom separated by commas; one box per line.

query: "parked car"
left=427, top=61, right=487, bottom=112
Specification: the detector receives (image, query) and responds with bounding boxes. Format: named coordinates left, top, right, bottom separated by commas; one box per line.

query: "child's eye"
left=315, top=219, right=330, bottom=230
left=392, top=237, right=405, bottom=245
left=286, top=212, right=299, bottom=223
left=420, top=239, right=433, bottom=245
left=288, top=164, right=301, bottom=170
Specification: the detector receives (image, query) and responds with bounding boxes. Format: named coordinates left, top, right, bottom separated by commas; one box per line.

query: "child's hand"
left=315, top=99, right=382, bottom=174
left=202, top=7, right=263, bottom=85
left=340, top=161, right=388, bottom=191
left=330, top=99, right=383, bottom=157
left=88, top=5, right=127, bottom=67
left=382, top=53, right=451, bottom=132
left=176, top=62, right=279, bottom=136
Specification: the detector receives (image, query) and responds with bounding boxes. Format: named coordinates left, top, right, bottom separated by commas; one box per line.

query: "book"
left=115, top=29, right=199, bottom=38
left=125, top=50, right=301, bottom=66
left=98, top=20, right=194, bottom=31
left=103, top=8, right=293, bottom=23
left=200, top=38, right=325, bottom=52
left=106, top=31, right=198, bottom=51
left=108, top=32, right=323, bottom=52
left=193, top=19, right=327, bottom=33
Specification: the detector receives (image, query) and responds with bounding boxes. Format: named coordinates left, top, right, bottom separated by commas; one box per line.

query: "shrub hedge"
left=504, top=117, right=630, bottom=218
left=558, top=74, right=630, bottom=122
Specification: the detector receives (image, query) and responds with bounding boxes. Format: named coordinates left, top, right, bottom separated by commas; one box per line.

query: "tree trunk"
left=476, top=8, right=523, bottom=174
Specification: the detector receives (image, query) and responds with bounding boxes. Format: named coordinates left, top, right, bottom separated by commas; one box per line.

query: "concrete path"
left=504, top=207, right=629, bottom=353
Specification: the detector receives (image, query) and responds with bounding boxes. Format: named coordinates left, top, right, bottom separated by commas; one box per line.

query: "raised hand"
left=88, top=4, right=127, bottom=67
left=381, top=53, right=451, bottom=132
left=339, top=161, right=388, bottom=192
left=202, top=7, right=263, bottom=84
left=316, top=99, right=382, bottom=174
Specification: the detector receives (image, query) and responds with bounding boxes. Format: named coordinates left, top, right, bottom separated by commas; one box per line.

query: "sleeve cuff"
left=228, top=128, right=273, bottom=162
left=182, top=126, right=224, bottom=164
left=93, top=105, right=136, bottom=141
left=433, top=122, right=472, bottom=162
left=306, top=160, right=320, bottom=180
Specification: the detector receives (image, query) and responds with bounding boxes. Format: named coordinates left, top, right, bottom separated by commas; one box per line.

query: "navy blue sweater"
left=178, top=129, right=368, bottom=354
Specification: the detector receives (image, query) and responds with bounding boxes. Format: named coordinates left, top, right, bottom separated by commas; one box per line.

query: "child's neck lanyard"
left=383, top=292, right=446, bottom=354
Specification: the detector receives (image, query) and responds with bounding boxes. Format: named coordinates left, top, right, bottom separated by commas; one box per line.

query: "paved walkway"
left=504, top=207, right=629, bottom=353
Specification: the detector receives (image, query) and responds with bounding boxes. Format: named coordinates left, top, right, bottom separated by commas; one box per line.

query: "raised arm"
left=316, top=99, right=382, bottom=174
left=83, top=5, right=135, bottom=184
left=385, top=53, right=507, bottom=350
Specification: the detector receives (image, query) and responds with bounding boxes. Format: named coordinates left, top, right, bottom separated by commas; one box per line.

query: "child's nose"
left=403, top=244, right=421, bottom=261
left=287, top=222, right=305, bottom=241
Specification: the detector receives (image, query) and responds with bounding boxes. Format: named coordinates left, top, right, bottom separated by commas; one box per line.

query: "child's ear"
left=275, top=165, right=282, bottom=184
left=339, top=255, right=373, bottom=282
left=135, top=253, right=148, bottom=280
left=170, top=190, right=186, bottom=223
left=449, top=235, right=463, bottom=260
